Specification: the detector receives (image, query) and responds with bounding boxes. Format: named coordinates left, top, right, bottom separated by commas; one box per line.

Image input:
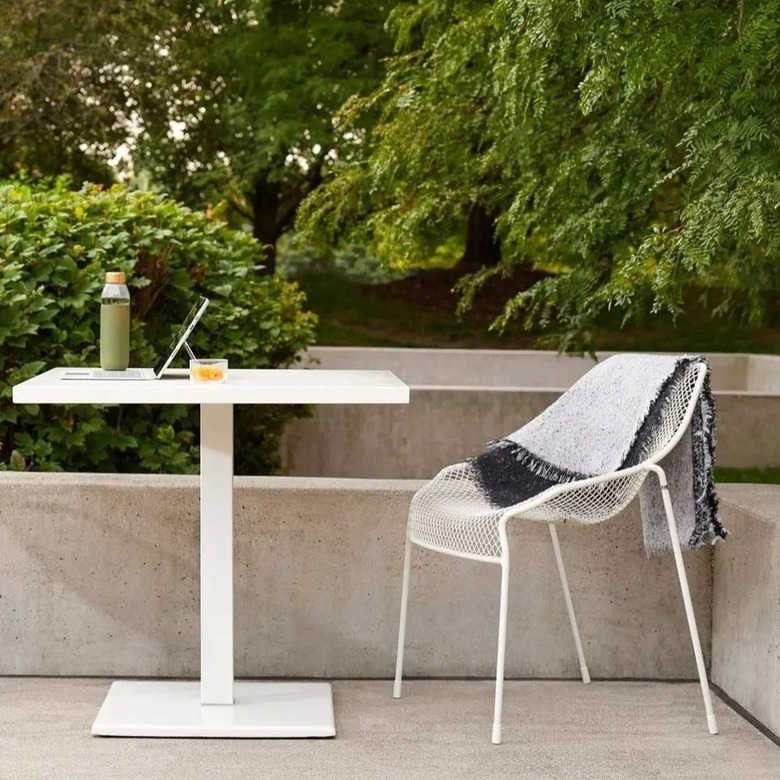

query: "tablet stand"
left=182, top=339, right=198, bottom=361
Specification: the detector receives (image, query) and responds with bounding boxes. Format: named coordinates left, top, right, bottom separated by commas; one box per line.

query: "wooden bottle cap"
left=105, top=271, right=127, bottom=284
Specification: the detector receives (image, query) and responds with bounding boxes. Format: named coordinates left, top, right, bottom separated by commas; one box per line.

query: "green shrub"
left=277, top=238, right=412, bottom=284
left=0, top=180, right=317, bottom=474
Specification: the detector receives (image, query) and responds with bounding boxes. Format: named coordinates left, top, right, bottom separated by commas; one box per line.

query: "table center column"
left=200, top=403, right=234, bottom=705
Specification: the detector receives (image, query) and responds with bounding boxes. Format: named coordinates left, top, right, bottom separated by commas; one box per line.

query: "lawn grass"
left=715, top=467, right=780, bottom=484
left=295, top=269, right=780, bottom=355
left=296, top=270, right=514, bottom=347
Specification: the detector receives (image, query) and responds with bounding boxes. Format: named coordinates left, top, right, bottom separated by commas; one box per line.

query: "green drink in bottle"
left=100, top=271, right=130, bottom=370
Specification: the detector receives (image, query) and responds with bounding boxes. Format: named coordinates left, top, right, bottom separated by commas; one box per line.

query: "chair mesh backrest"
left=503, top=362, right=703, bottom=525
left=408, top=361, right=704, bottom=559
left=639, top=362, right=702, bottom=465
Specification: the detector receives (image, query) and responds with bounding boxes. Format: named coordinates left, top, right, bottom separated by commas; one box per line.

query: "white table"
left=13, top=367, right=409, bottom=737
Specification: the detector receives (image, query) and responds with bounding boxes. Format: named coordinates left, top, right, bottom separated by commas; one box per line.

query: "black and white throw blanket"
left=468, top=354, right=727, bottom=555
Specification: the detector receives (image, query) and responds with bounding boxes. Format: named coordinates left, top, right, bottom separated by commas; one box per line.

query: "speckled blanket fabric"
left=469, top=354, right=727, bottom=555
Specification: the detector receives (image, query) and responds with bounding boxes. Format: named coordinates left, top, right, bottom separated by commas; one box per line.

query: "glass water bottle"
left=100, top=271, right=130, bottom=370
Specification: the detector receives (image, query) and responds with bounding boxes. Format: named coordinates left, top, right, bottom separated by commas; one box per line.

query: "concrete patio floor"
left=0, top=679, right=777, bottom=779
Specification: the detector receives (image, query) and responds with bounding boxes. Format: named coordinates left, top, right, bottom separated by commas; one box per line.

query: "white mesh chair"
left=393, top=361, right=718, bottom=744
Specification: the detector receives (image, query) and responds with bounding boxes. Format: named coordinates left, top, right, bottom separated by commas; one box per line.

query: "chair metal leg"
left=660, top=484, right=719, bottom=735
left=393, top=536, right=413, bottom=699
left=492, top=560, right=510, bottom=744
left=549, top=524, right=591, bottom=684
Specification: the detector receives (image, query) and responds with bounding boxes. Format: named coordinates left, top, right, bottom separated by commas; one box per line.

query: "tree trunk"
left=460, top=203, right=501, bottom=268
left=251, top=179, right=281, bottom=275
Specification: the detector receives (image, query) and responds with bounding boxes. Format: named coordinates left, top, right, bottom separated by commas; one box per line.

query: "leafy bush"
left=0, top=180, right=317, bottom=474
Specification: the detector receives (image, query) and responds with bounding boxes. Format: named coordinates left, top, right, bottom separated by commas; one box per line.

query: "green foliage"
left=132, top=0, right=393, bottom=268
left=0, top=0, right=159, bottom=182
left=0, top=1, right=392, bottom=270
left=299, top=0, right=780, bottom=350
left=277, top=239, right=412, bottom=283
left=0, top=180, right=316, bottom=474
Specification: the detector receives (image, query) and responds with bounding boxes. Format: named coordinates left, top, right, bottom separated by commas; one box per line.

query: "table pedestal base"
left=91, top=681, right=336, bottom=738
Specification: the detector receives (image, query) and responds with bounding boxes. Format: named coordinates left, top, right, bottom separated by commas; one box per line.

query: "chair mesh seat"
left=408, top=463, right=646, bottom=560
left=408, top=464, right=505, bottom=559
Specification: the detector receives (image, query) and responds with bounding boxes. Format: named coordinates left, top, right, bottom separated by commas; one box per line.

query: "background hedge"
left=0, top=179, right=317, bottom=474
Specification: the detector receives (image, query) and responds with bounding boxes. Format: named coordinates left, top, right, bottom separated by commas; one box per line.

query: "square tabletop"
left=12, top=368, right=410, bottom=406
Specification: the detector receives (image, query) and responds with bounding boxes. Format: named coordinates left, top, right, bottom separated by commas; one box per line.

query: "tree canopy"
left=4, top=0, right=778, bottom=343
left=299, top=0, right=780, bottom=348
left=0, top=0, right=392, bottom=273
left=0, top=0, right=158, bottom=182
left=135, top=0, right=392, bottom=272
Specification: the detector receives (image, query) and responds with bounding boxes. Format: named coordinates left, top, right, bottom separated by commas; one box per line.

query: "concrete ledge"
left=713, top=485, right=780, bottom=738
left=282, top=391, right=780, bottom=477
left=305, top=347, right=759, bottom=391
left=0, top=473, right=712, bottom=680
left=281, top=348, right=780, bottom=477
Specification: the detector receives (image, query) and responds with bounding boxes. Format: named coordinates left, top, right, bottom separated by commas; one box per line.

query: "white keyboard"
left=92, top=369, right=149, bottom=379
left=61, top=368, right=153, bottom=380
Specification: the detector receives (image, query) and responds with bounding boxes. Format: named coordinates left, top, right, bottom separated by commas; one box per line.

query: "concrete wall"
left=281, top=389, right=557, bottom=479
left=304, top=348, right=750, bottom=392
left=0, top=473, right=712, bottom=680
left=281, top=348, right=780, bottom=477
left=281, top=391, right=780, bottom=478
left=712, top=485, right=780, bottom=738
left=746, top=354, right=780, bottom=394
